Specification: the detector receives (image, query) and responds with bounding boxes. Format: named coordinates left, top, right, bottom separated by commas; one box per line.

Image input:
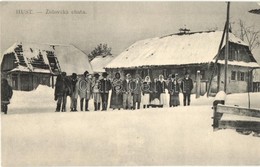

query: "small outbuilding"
left=1, top=42, right=93, bottom=91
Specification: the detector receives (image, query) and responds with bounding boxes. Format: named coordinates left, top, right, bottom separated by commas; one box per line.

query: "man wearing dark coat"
left=54, top=72, right=72, bottom=112
left=99, top=72, right=112, bottom=111
left=70, top=73, right=78, bottom=111
left=1, top=78, right=13, bottom=114
left=180, top=72, right=194, bottom=106
left=110, top=72, right=123, bottom=110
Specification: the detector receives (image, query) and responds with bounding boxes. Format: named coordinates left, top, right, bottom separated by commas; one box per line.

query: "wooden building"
left=105, top=31, right=260, bottom=95
left=1, top=42, right=93, bottom=91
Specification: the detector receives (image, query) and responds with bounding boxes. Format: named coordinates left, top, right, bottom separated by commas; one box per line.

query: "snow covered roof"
left=106, top=31, right=257, bottom=69
left=91, top=55, right=115, bottom=73
left=2, top=42, right=93, bottom=75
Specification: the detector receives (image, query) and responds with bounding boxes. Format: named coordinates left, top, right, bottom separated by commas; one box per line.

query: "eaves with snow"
left=90, top=55, right=115, bottom=73
left=105, top=31, right=260, bottom=69
left=2, top=42, right=93, bottom=75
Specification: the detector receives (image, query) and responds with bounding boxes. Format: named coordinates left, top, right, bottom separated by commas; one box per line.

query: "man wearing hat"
left=75, top=70, right=92, bottom=111
left=70, top=73, right=78, bottom=111
left=92, top=73, right=101, bottom=111
left=180, top=71, right=194, bottom=106
left=122, top=73, right=134, bottom=110
left=99, top=72, right=112, bottom=111
left=54, top=71, right=72, bottom=112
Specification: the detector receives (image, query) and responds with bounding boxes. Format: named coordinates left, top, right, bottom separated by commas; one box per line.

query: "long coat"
left=110, top=78, right=123, bottom=108
left=76, top=77, right=92, bottom=99
left=180, top=78, right=194, bottom=94
left=55, top=75, right=72, bottom=98
left=1, top=80, right=13, bottom=104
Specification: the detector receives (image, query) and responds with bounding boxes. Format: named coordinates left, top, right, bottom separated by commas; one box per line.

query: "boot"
left=183, top=100, right=186, bottom=106
left=85, top=99, right=89, bottom=111
left=56, top=104, right=61, bottom=112
left=94, top=102, right=97, bottom=111
left=137, top=102, right=140, bottom=109
left=143, top=105, right=146, bottom=109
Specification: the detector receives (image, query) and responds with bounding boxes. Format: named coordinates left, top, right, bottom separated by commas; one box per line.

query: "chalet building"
left=1, top=42, right=93, bottom=91
left=105, top=31, right=260, bottom=95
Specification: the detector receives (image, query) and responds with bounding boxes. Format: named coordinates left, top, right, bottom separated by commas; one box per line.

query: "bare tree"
left=88, top=43, right=112, bottom=61
left=236, top=19, right=260, bottom=51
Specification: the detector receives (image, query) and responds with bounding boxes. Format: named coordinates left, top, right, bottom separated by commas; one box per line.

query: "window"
left=231, top=71, right=236, bottom=80
left=240, top=72, right=245, bottom=81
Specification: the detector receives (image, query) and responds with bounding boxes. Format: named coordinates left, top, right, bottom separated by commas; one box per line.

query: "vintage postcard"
left=1, top=1, right=260, bottom=166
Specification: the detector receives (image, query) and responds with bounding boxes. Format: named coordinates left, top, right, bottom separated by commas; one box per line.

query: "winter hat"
left=61, top=72, right=66, bottom=76
left=84, top=71, right=89, bottom=77
left=72, top=73, right=77, bottom=78
left=102, top=72, right=109, bottom=77
left=94, top=73, right=100, bottom=78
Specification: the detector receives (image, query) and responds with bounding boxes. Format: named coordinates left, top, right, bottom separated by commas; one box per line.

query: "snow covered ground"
left=1, top=86, right=260, bottom=166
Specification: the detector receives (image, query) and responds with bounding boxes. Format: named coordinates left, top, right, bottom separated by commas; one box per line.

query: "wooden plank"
left=217, top=104, right=260, bottom=118
left=218, top=120, right=260, bottom=131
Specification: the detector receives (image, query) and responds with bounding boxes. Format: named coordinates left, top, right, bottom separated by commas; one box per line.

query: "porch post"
left=17, top=73, right=21, bottom=90
left=196, top=70, right=201, bottom=98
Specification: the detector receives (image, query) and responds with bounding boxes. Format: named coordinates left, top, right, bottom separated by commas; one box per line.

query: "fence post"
left=196, top=70, right=201, bottom=98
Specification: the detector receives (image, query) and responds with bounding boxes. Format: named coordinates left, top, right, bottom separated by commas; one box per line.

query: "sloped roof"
left=2, top=42, right=93, bottom=75
left=106, top=31, right=259, bottom=69
left=90, top=55, right=115, bottom=73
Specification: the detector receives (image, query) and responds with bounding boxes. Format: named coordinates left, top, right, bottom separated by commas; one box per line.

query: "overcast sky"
left=1, top=1, right=259, bottom=62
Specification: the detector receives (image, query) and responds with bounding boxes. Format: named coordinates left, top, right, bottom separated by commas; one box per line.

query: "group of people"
left=54, top=71, right=194, bottom=112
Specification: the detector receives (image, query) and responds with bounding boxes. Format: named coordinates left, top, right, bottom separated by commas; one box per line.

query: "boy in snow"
left=92, top=73, right=102, bottom=111
left=99, top=72, right=112, bottom=111
left=70, top=73, right=78, bottom=111
left=180, top=72, right=194, bottom=106
left=1, top=78, right=13, bottom=114
left=54, top=72, right=72, bottom=112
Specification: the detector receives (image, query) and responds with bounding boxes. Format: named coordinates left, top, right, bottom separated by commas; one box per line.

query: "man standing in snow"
left=76, top=71, right=92, bottom=111
left=132, top=75, right=142, bottom=110
left=180, top=72, right=194, bottom=106
left=54, top=72, right=72, bottom=112
left=99, top=72, right=112, bottom=111
left=70, top=73, right=78, bottom=111
left=92, top=73, right=102, bottom=111
left=122, top=73, right=134, bottom=110
left=1, top=78, right=13, bottom=114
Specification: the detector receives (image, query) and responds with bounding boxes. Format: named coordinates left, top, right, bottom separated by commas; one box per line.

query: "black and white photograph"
left=1, top=1, right=260, bottom=166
